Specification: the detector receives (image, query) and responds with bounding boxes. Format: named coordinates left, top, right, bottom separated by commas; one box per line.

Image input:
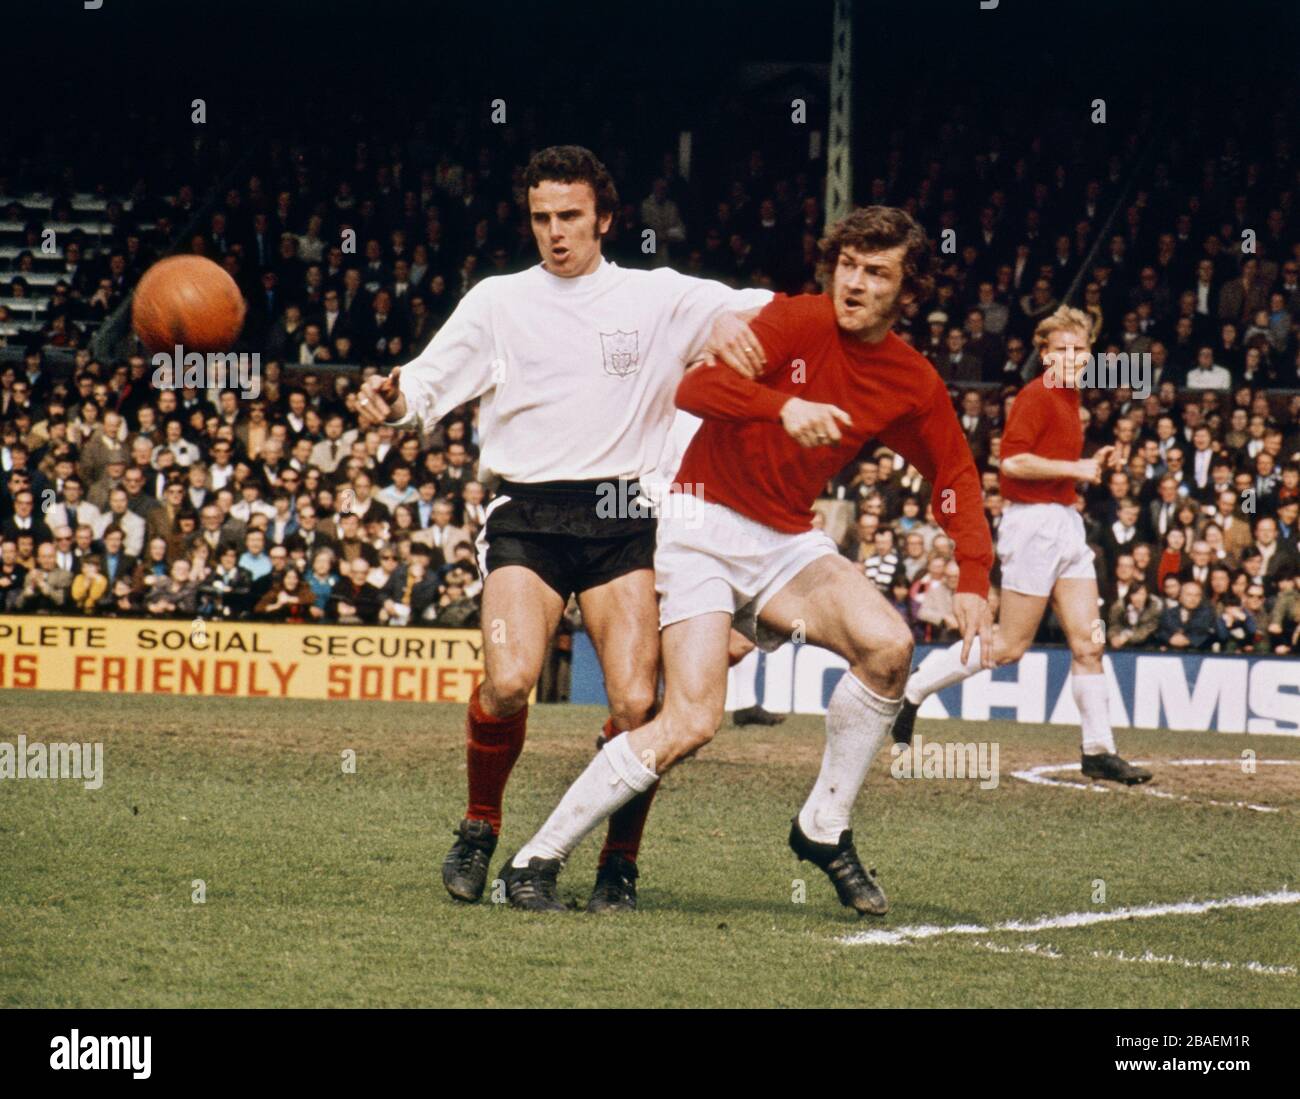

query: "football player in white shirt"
left=357, top=146, right=770, bottom=912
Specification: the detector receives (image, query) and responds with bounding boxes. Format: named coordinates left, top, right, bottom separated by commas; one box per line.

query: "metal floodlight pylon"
left=825, top=0, right=854, bottom=227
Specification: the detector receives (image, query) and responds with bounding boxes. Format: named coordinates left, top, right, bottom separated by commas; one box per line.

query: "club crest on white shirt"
left=599, top=329, right=640, bottom=377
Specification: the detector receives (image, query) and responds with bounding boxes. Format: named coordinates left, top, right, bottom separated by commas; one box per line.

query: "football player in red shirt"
left=894, top=306, right=1152, bottom=785
left=501, top=207, right=995, bottom=916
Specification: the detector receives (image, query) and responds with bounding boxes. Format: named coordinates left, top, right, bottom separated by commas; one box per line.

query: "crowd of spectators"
left=1, top=90, right=1297, bottom=658
left=0, top=384, right=486, bottom=628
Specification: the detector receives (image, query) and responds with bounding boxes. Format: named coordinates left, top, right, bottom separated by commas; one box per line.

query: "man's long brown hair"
left=817, top=206, right=935, bottom=303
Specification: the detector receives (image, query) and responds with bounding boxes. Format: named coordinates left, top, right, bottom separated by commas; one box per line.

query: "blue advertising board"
left=570, top=633, right=1300, bottom=735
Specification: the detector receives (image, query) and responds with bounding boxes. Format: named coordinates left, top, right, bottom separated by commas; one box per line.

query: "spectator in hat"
left=923, top=310, right=948, bottom=359
left=78, top=410, right=129, bottom=484
left=87, top=455, right=129, bottom=512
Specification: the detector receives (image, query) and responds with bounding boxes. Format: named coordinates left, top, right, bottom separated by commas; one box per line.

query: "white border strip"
left=841, top=888, right=1300, bottom=946
left=1010, top=759, right=1300, bottom=814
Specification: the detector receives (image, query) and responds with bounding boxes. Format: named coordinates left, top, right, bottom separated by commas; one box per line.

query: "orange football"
left=131, top=254, right=247, bottom=354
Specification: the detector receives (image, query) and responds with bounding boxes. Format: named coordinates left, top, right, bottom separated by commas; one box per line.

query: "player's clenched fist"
left=779, top=396, right=853, bottom=447
left=1093, top=444, right=1118, bottom=470
left=1075, top=444, right=1117, bottom=484
left=357, top=366, right=405, bottom=428
left=1073, top=458, right=1103, bottom=484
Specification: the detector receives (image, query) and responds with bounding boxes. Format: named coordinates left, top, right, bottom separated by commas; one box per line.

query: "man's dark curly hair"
left=523, top=145, right=620, bottom=228
left=816, top=205, right=935, bottom=304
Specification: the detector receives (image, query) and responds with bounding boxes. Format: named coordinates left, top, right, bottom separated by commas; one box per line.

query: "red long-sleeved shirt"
left=998, top=375, right=1083, bottom=506
left=674, top=293, right=994, bottom=597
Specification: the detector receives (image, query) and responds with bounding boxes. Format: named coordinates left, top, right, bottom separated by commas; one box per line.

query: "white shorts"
left=655, top=493, right=839, bottom=650
left=997, top=501, right=1097, bottom=597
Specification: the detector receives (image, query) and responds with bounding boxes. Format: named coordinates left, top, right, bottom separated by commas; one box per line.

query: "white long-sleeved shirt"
left=391, top=260, right=771, bottom=483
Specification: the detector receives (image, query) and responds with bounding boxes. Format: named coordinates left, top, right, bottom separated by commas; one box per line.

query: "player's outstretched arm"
left=675, top=361, right=789, bottom=422
left=357, top=282, right=497, bottom=434
left=880, top=376, right=995, bottom=666
left=667, top=270, right=773, bottom=377
left=677, top=359, right=851, bottom=444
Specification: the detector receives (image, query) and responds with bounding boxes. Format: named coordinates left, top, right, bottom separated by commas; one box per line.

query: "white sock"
left=904, top=637, right=983, bottom=705
left=1073, top=673, right=1116, bottom=755
left=797, top=673, right=901, bottom=844
left=512, top=734, right=658, bottom=867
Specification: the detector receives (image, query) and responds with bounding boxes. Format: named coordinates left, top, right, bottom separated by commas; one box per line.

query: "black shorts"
left=479, top=479, right=656, bottom=602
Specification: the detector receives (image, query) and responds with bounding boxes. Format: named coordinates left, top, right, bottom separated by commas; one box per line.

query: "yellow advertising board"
left=0, top=616, right=484, bottom=702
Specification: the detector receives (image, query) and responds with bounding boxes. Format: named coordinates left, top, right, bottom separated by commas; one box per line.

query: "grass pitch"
left=2, top=691, right=1297, bottom=1008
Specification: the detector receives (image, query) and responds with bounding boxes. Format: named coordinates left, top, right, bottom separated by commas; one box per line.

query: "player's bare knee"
left=852, top=625, right=912, bottom=697
left=686, top=707, right=720, bottom=748
left=880, top=623, right=915, bottom=683
left=663, top=705, right=719, bottom=764
left=607, top=685, right=657, bottom=730
left=483, top=667, right=534, bottom=714
left=1070, top=637, right=1104, bottom=670
left=995, top=639, right=1028, bottom=666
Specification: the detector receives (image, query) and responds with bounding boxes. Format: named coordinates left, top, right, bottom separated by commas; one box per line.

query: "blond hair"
left=1033, top=305, right=1093, bottom=355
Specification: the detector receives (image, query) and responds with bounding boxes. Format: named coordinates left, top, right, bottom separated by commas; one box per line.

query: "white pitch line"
left=1089, top=948, right=1297, bottom=977
left=840, top=888, right=1300, bottom=946
left=1010, top=758, right=1300, bottom=814
left=967, top=940, right=1295, bottom=977
left=1163, top=759, right=1300, bottom=768
left=972, top=940, right=1064, bottom=959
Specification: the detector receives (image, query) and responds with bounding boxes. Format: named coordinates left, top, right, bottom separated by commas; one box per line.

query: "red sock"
left=465, top=683, right=527, bottom=833
left=598, top=717, right=659, bottom=867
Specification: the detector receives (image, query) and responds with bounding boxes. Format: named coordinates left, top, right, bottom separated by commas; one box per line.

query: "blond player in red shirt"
left=893, top=305, right=1152, bottom=785
left=500, top=207, right=995, bottom=916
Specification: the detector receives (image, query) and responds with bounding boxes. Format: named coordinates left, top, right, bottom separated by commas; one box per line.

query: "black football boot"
left=732, top=705, right=787, bottom=727
left=441, top=818, right=498, bottom=902
left=1081, top=752, right=1152, bottom=785
left=500, top=854, right=569, bottom=913
left=789, top=817, right=889, bottom=916
left=587, top=853, right=639, bottom=914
